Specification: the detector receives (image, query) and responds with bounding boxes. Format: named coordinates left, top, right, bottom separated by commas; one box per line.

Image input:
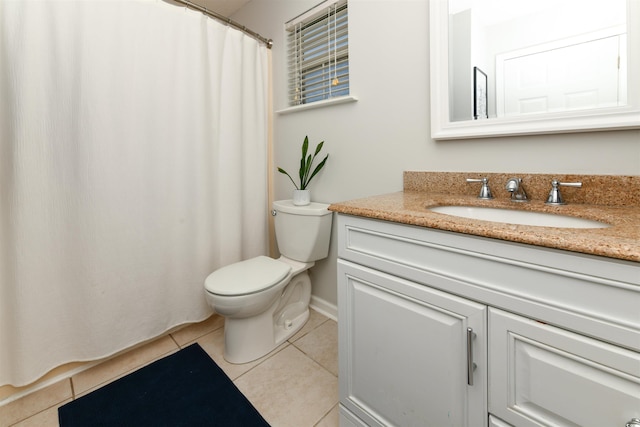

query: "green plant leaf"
left=305, top=154, right=328, bottom=188
left=279, top=136, right=328, bottom=191
left=298, top=156, right=305, bottom=185
left=277, top=167, right=300, bottom=190
left=313, top=141, right=324, bottom=156
left=301, top=136, right=309, bottom=161
left=304, top=154, right=312, bottom=180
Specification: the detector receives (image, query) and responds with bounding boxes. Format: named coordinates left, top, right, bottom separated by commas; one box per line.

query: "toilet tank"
left=273, top=200, right=333, bottom=262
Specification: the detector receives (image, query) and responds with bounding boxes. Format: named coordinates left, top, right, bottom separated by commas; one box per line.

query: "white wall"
left=450, top=9, right=473, bottom=121
left=233, top=0, right=640, bottom=309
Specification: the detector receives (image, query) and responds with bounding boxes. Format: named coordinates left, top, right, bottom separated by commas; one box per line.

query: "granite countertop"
left=329, top=191, right=640, bottom=262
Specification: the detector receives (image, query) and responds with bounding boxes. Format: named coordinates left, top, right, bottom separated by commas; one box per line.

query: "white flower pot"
left=292, top=189, right=311, bottom=206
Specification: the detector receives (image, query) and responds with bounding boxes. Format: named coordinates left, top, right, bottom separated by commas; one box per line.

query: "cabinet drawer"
left=337, top=214, right=640, bottom=351
left=489, top=308, right=640, bottom=427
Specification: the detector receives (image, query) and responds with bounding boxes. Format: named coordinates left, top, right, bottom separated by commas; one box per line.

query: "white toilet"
left=204, top=200, right=333, bottom=364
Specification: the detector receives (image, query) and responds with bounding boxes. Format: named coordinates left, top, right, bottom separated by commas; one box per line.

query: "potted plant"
left=277, top=136, right=328, bottom=205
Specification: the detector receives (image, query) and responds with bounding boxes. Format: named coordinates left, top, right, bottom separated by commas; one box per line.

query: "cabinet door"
left=338, top=260, right=487, bottom=427
left=489, top=308, right=640, bottom=427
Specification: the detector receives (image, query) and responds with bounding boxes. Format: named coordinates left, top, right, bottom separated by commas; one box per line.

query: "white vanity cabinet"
left=336, top=214, right=640, bottom=427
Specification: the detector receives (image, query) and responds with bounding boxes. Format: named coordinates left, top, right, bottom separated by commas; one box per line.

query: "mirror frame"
left=429, top=0, right=640, bottom=140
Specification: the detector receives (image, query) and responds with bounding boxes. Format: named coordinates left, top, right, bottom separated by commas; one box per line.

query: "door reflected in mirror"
left=448, top=0, right=627, bottom=122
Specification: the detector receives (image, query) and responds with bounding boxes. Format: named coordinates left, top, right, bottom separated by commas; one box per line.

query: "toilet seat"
left=204, top=256, right=292, bottom=296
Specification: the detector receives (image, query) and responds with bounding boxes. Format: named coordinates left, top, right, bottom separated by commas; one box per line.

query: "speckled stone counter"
left=329, top=172, right=640, bottom=262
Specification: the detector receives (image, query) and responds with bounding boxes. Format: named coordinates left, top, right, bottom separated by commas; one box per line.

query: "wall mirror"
left=430, top=0, right=640, bottom=139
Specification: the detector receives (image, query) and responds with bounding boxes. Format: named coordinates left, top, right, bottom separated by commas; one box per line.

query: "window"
left=286, top=0, right=349, bottom=107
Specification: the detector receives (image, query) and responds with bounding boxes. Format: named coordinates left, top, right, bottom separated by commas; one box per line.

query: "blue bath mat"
left=58, top=343, right=269, bottom=426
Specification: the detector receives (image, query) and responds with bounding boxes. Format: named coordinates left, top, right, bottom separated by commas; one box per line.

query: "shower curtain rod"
left=169, top=0, right=273, bottom=48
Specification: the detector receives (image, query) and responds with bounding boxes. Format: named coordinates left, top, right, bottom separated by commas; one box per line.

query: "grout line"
left=69, top=377, right=76, bottom=400
left=0, top=361, right=101, bottom=408
left=168, top=334, right=180, bottom=348
left=231, top=342, right=291, bottom=384
left=314, top=402, right=339, bottom=427
left=74, top=346, right=181, bottom=400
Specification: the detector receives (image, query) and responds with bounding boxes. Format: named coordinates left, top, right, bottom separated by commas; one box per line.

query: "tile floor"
left=0, top=309, right=339, bottom=427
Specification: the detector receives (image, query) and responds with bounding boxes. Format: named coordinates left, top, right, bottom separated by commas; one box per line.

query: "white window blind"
left=286, top=0, right=349, bottom=106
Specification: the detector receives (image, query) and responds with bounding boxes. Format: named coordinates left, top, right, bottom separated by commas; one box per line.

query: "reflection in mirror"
left=448, top=0, right=627, bottom=122
left=429, top=0, right=640, bottom=139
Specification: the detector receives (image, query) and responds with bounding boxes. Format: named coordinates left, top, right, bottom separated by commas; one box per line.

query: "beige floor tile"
left=289, top=309, right=329, bottom=342
left=234, top=345, right=338, bottom=427
left=71, top=335, right=178, bottom=397
left=0, top=380, right=71, bottom=427
left=315, top=404, right=339, bottom=427
left=194, top=329, right=287, bottom=381
left=10, top=398, right=70, bottom=427
left=5, top=308, right=338, bottom=426
left=292, top=319, right=338, bottom=376
left=170, top=313, right=224, bottom=346
left=0, top=386, right=18, bottom=404
left=0, top=361, right=84, bottom=402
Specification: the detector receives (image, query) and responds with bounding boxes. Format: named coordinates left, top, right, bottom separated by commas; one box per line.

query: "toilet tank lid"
left=273, top=200, right=331, bottom=216
left=204, top=256, right=292, bottom=296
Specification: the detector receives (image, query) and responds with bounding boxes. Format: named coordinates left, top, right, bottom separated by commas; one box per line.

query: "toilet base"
left=274, top=307, right=309, bottom=347
left=223, top=308, right=310, bottom=364
left=223, top=272, right=311, bottom=364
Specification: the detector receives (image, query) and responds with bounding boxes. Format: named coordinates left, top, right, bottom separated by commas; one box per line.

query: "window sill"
left=276, top=95, right=358, bottom=115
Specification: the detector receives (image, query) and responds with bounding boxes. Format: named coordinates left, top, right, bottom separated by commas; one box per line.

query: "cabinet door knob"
left=626, top=418, right=640, bottom=427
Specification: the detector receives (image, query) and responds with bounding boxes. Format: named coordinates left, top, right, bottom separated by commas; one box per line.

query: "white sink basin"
left=429, top=206, right=610, bottom=229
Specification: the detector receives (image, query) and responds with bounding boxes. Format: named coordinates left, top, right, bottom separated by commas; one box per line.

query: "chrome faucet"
left=505, top=178, right=528, bottom=202
left=546, top=179, right=582, bottom=205
left=466, top=177, right=493, bottom=200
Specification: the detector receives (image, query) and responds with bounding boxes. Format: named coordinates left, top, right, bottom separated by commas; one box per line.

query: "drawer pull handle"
left=626, top=418, right=640, bottom=427
left=467, top=327, right=476, bottom=386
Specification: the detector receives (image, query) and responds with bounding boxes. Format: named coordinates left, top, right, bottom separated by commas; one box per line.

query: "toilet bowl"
left=204, top=200, right=332, bottom=364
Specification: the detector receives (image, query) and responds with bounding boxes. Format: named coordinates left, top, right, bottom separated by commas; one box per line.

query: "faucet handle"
left=466, top=177, right=493, bottom=200
left=546, top=179, right=582, bottom=205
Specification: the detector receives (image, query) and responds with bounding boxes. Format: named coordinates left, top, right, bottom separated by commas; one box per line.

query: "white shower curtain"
left=0, top=0, right=269, bottom=387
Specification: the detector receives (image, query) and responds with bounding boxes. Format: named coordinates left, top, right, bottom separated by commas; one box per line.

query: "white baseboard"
left=309, top=295, right=337, bottom=321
